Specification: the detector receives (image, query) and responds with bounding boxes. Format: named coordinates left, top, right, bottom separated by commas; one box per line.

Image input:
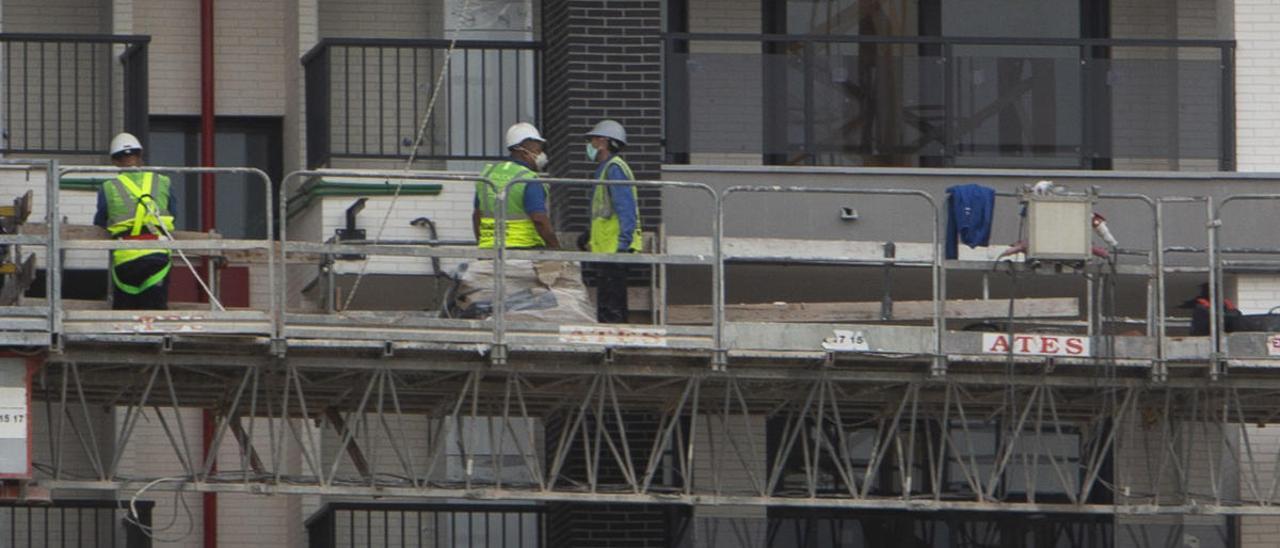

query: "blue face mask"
left=586, top=142, right=599, bottom=162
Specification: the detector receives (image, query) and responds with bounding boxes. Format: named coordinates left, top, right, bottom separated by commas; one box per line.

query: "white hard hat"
left=585, top=119, right=627, bottom=145
left=109, top=132, right=143, bottom=157
left=504, top=122, right=545, bottom=150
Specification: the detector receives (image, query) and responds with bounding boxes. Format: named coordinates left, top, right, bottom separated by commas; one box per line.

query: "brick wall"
left=0, top=0, right=108, bottom=34
left=213, top=0, right=288, bottom=116
left=1234, top=274, right=1280, bottom=547
left=134, top=0, right=288, bottom=117
left=547, top=502, right=679, bottom=548
left=544, top=410, right=674, bottom=546
left=284, top=0, right=318, bottom=175
left=1234, top=0, right=1280, bottom=171
left=318, top=0, right=440, bottom=40
left=542, top=0, right=663, bottom=235
left=111, top=410, right=311, bottom=547
left=135, top=0, right=200, bottom=116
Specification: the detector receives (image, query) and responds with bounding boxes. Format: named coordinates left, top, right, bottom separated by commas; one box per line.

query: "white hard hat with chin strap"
left=110, top=132, right=143, bottom=157
left=504, top=122, right=546, bottom=150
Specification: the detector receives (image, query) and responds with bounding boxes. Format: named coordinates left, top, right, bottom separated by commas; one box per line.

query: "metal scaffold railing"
left=5, top=164, right=1280, bottom=515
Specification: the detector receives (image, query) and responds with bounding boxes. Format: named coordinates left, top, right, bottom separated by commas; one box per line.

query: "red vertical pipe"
left=200, top=0, right=216, bottom=231
left=199, top=0, right=217, bottom=547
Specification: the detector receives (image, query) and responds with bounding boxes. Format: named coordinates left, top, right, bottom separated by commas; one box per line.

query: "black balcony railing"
left=0, top=33, right=150, bottom=156
left=306, top=502, right=542, bottom=548
left=303, top=38, right=541, bottom=169
left=0, top=499, right=154, bottom=547
left=664, top=34, right=1235, bottom=170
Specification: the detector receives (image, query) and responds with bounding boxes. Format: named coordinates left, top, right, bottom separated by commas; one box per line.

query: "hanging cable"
left=339, top=0, right=479, bottom=312
left=124, top=476, right=196, bottom=543
left=141, top=199, right=225, bottom=311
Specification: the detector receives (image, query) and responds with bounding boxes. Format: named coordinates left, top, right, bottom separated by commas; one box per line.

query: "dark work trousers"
left=111, top=253, right=171, bottom=310
left=594, top=262, right=629, bottom=324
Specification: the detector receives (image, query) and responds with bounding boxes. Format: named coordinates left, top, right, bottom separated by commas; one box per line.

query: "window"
left=148, top=117, right=283, bottom=239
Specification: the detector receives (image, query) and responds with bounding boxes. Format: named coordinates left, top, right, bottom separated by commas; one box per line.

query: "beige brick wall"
left=284, top=0, right=318, bottom=175
left=112, top=407, right=205, bottom=548
left=136, top=0, right=200, bottom=116
left=1235, top=275, right=1280, bottom=547
left=0, top=0, right=108, bottom=34
left=212, top=0, right=288, bottom=116
left=1235, top=0, right=1280, bottom=170
left=134, top=0, right=288, bottom=117
left=318, top=0, right=441, bottom=40
left=112, top=410, right=311, bottom=547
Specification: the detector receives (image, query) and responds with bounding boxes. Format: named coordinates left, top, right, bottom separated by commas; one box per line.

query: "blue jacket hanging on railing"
left=945, top=184, right=996, bottom=260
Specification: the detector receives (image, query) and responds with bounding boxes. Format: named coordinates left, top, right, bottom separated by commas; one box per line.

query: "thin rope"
left=340, top=0, right=478, bottom=311
left=142, top=199, right=225, bottom=311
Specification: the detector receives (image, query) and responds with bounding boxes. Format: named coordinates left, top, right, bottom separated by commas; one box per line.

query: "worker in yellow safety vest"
left=472, top=122, right=560, bottom=249
left=93, top=132, right=176, bottom=310
left=579, top=119, right=641, bottom=323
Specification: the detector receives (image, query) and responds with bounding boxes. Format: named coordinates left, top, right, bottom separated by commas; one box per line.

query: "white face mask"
left=517, top=147, right=549, bottom=170
left=586, top=142, right=599, bottom=162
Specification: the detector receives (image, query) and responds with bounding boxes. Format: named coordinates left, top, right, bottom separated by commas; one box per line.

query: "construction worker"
left=93, top=133, right=175, bottom=310
left=473, top=122, right=559, bottom=249
left=580, top=120, right=641, bottom=324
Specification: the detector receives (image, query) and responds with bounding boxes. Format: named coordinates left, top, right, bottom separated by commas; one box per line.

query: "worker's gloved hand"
left=576, top=232, right=590, bottom=251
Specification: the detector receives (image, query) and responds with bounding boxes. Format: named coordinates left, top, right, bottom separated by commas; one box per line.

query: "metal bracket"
left=334, top=198, right=368, bottom=261
left=603, top=347, right=616, bottom=365
left=490, top=344, right=509, bottom=366
left=711, top=349, right=728, bottom=372
left=929, top=356, right=948, bottom=378
left=1149, top=360, right=1168, bottom=384
left=270, top=338, right=288, bottom=358
left=382, top=341, right=395, bottom=358
left=161, top=336, right=174, bottom=353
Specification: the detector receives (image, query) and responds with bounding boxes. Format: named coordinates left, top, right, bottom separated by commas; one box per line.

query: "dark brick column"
left=543, top=409, right=679, bottom=547
left=542, top=0, right=663, bottom=234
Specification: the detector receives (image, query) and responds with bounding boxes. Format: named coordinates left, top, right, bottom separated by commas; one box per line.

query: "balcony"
left=663, top=34, right=1235, bottom=170
left=0, top=33, right=149, bottom=156
left=302, top=38, right=541, bottom=168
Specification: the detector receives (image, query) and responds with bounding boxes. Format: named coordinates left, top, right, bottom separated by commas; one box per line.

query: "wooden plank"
left=20, top=223, right=221, bottom=240
left=665, top=297, right=1079, bottom=324
left=666, top=236, right=1014, bottom=262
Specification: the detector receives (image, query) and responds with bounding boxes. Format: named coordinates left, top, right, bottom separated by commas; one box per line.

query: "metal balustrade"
left=302, top=38, right=542, bottom=168
left=0, top=34, right=149, bottom=156
left=0, top=164, right=1262, bottom=370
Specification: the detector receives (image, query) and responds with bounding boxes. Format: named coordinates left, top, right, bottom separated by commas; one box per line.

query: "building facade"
left=1, top=0, right=1279, bottom=547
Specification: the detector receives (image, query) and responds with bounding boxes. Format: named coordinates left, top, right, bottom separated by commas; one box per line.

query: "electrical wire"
left=339, top=0, right=479, bottom=312
left=124, top=476, right=196, bottom=543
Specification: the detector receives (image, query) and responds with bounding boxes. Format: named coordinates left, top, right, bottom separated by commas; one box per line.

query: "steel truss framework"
left=26, top=348, right=1280, bottom=516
